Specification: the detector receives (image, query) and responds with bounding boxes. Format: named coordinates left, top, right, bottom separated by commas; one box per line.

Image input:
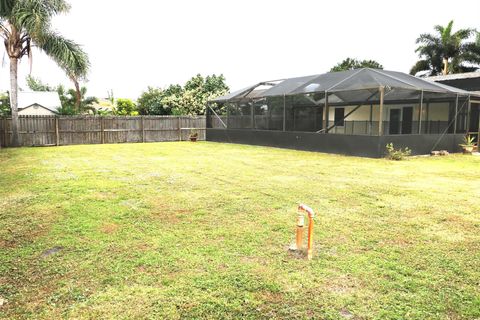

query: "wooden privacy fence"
left=0, top=115, right=206, bottom=147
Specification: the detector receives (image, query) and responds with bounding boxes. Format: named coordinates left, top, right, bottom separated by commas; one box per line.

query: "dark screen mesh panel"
left=253, top=97, right=283, bottom=130
left=330, top=69, right=415, bottom=91
left=207, top=102, right=227, bottom=128
left=292, top=69, right=364, bottom=94
left=212, top=83, right=260, bottom=102
left=330, top=89, right=379, bottom=106
left=253, top=98, right=268, bottom=130
left=457, top=96, right=470, bottom=133
left=285, top=94, right=323, bottom=132
left=422, top=92, right=458, bottom=134
left=383, top=88, right=421, bottom=104
left=206, top=105, right=212, bottom=128
left=261, top=75, right=318, bottom=97
left=227, top=101, right=252, bottom=129
left=266, top=96, right=284, bottom=130
left=423, top=91, right=459, bottom=102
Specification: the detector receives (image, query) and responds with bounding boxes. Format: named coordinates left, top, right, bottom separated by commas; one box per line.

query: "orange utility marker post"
left=295, top=213, right=305, bottom=250
left=298, top=204, right=315, bottom=260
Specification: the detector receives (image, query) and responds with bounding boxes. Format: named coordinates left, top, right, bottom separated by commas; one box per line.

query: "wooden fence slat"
left=141, top=116, right=145, bottom=143
left=3, top=117, right=7, bottom=147
left=55, top=117, right=59, bottom=146
left=101, top=117, right=105, bottom=144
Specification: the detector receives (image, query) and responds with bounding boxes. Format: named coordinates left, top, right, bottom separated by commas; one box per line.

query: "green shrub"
left=386, top=143, right=411, bottom=160
left=114, top=98, right=138, bottom=116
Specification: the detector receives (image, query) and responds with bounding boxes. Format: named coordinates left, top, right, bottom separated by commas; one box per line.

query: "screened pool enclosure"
left=206, top=68, right=480, bottom=157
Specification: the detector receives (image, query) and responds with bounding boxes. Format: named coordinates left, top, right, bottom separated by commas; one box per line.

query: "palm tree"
left=0, top=0, right=89, bottom=146
left=41, top=31, right=90, bottom=112
left=411, top=20, right=479, bottom=76
left=57, top=84, right=98, bottom=115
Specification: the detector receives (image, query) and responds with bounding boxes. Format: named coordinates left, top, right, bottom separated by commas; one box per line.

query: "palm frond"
left=445, top=20, right=454, bottom=34
left=0, top=0, right=15, bottom=17
left=11, top=0, right=69, bottom=38
left=12, top=0, right=51, bottom=36
left=433, top=24, right=445, bottom=36
left=410, top=60, right=431, bottom=75
left=415, top=33, right=439, bottom=45
left=38, top=31, right=90, bottom=79
left=453, top=28, right=474, bottom=41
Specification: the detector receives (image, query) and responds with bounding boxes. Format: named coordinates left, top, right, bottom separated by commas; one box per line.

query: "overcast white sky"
left=1, top=0, right=479, bottom=99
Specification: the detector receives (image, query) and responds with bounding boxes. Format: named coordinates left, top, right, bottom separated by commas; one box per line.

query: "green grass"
left=1, top=142, right=479, bottom=319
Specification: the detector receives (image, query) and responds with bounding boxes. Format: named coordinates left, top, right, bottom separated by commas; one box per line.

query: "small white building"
left=18, top=91, right=61, bottom=115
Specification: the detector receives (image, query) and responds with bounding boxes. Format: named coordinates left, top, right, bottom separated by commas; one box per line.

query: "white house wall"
left=328, top=102, right=450, bottom=122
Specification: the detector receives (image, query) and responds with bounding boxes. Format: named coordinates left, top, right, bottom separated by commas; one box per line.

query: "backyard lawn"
left=1, top=142, right=479, bottom=319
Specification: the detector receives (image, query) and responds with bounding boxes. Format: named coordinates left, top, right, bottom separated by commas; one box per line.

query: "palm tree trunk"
left=70, top=76, right=81, bottom=112
left=443, top=57, right=449, bottom=75
left=9, top=57, right=20, bottom=147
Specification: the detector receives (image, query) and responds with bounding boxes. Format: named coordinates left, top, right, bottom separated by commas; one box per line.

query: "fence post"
left=141, top=116, right=145, bottom=143
left=101, top=117, right=105, bottom=144
left=55, top=116, right=59, bottom=146
left=177, top=116, right=181, bottom=141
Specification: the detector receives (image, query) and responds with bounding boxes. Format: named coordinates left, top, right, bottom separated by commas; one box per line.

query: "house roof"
left=18, top=91, right=61, bottom=112
left=213, top=68, right=476, bottom=102
left=427, top=71, right=480, bottom=81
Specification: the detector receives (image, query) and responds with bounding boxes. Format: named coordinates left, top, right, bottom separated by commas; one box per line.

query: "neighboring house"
left=428, top=72, right=480, bottom=141
left=207, top=68, right=480, bottom=157
left=18, top=91, right=61, bottom=115
left=428, top=72, right=480, bottom=95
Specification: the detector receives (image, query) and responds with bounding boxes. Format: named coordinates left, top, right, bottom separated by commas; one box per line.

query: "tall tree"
left=180, top=74, right=229, bottom=115
left=137, top=87, right=169, bottom=115
left=330, top=58, right=383, bottom=72
left=42, top=33, right=90, bottom=112
left=137, top=74, right=229, bottom=116
left=0, top=0, right=89, bottom=146
left=410, top=20, right=479, bottom=76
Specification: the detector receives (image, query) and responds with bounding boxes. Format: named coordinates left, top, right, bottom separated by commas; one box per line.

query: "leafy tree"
left=161, top=84, right=184, bottom=114
left=114, top=98, right=138, bottom=116
left=55, top=103, right=76, bottom=115
left=26, top=75, right=55, bottom=91
left=0, top=92, right=11, bottom=116
left=182, top=74, right=229, bottom=115
left=1, top=0, right=89, bottom=146
left=137, top=87, right=172, bottom=115
left=330, top=58, right=383, bottom=72
left=137, top=74, right=229, bottom=116
left=410, top=20, right=480, bottom=76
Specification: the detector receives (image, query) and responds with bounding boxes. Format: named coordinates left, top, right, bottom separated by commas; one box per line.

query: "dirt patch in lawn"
left=99, top=222, right=119, bottom=234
